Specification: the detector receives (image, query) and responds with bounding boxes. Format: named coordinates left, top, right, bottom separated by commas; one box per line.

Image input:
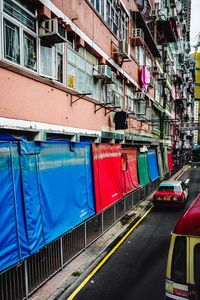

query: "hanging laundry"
left=113, top=111, right=128, bottom=130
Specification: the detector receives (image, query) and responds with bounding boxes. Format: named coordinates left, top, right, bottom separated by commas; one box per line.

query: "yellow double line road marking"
left=67, top=205, right=154, bottom=300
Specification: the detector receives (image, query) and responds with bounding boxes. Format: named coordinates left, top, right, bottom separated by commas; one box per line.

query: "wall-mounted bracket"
left=71, top=92, right=92, bottom=106
left=94, top=103, right=121, bottom=116
left=105, top=106, right=121, bottom=116
left=94, top=102, right=112, bottom=113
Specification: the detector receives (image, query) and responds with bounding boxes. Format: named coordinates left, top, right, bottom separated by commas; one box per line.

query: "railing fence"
left=0, top=166, right=183, bottom=300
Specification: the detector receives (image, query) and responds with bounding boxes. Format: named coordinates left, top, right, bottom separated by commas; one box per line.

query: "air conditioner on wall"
left=118, top=40, right=130, bottom=59
left=93, top=65, right=112, bottom=79
left=132, top=28, right=144, bottom=40
left=39, top=18, right=67, bottom=44
left=134, top=92, right=145, bottom=100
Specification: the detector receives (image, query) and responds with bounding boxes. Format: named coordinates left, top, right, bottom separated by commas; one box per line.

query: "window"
left=115, top=79, right=124, bottom=107
left=135, top=100, right=146, bottom=115
left=135, top=46, right=144, bottom=66
left=158, top=185, right=181, bottom=192
left=171, top=236, right=186, bottom=284
left=152, top=110, right=160, bottom=132
left=146, top=52, right=152, bottom=70
left=3, top=0, right=36, bottom=32
left=126, top=87, right=135, bottom=113
left=88, top=0, right=104, bottom=16
left=40, top=43, right=63, bottom=82
left=67, top=48, right=93, bottom=93
left=119, top=8, right=128, bottom=40
left=106, top=0, right=119, bottom=36
left=3, top=0, right=37, bottom=71
left=23, top=31, right=37, bottom=70
left=89, top=0, right=128, bottom=39
left=3, top=19, right=20, bottom=64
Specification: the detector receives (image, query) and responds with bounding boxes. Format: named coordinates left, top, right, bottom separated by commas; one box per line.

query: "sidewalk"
left=30, top=167, right=187, bottom=300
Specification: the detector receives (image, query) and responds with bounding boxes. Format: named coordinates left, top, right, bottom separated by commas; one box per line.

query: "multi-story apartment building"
left=191, top=51, right=200, bottom=148
left=0, top=0, right=193, bottom=299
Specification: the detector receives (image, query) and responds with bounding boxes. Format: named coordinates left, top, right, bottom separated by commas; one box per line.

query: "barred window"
left=3, top=0, right=37, bottom=71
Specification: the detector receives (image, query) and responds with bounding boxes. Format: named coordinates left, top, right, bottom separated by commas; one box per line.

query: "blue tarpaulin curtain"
left=147, top=149, right=160, bottom=181
left=0, top=140, right=95, bottom=272
left=0, top=142, right=29, bottom=271
left=20, top=140, right=95, bottom=247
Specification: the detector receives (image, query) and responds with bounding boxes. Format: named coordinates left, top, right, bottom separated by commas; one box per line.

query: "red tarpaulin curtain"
left=168, top=152, right=173, bottom=171
left=92, top=144, right=123, bottom=213
left=122, top=148, right=140, bottom=195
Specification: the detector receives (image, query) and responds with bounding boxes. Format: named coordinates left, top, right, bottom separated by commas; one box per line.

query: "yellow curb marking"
left=67, top=205, right=154, bottom=300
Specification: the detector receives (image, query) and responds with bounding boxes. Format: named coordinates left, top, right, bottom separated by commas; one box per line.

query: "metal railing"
left=0, top=169, right=182, bottom=300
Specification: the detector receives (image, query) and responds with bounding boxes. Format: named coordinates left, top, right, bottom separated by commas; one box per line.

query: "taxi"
left=153, top=180, right=189, bottom=207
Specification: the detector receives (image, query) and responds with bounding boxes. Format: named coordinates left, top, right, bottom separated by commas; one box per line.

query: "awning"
left=131, top=11, right=161, bottom=58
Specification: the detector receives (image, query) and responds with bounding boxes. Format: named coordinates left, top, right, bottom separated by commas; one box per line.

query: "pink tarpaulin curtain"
left=92, top=144, right=123, bottom=213
left=168, top=152, right=173, bottom=171
left=122, top=148, right=140, bottom=195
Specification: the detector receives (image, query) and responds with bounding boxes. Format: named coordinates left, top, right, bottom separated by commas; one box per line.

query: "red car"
left=153, top=180, right=189, bottom=207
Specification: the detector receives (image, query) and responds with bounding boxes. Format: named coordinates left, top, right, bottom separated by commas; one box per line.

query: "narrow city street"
left=0, top=1, right=199, bottom=299
left=64, top=165, right=200, bottom=300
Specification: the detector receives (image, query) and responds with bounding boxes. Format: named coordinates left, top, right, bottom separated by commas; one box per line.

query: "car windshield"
left=158, top=185, right=181, bottom=192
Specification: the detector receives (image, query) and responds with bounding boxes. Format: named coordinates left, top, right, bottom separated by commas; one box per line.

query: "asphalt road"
left=68, top=165, right=200, bottom=300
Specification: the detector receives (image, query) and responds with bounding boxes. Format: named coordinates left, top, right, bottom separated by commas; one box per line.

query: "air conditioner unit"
left=132, top=28, right=144, bottom=41
left=39, top=19, right=67, bottom=44
left=134, top=92, right=145, bottom=100
left=118, top=40, right=130, bottom=59
left=93, top=65, right=112, bottom=79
